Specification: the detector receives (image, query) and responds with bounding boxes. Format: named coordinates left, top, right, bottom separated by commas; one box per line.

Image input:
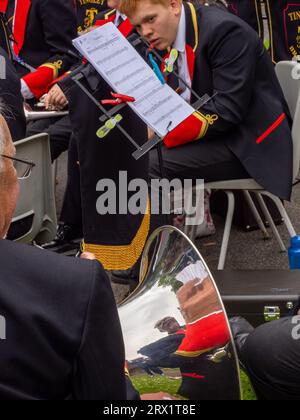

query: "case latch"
left=264, top=306, right=280, bottom=322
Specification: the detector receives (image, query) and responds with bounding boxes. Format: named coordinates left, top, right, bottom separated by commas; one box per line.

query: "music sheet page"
left=73, top=23, right=194, bottom=137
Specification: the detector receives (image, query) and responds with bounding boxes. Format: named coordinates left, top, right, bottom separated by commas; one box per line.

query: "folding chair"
left=193, top=61, right=300, bottom=270
left=9, top=133, right=57, bottom=244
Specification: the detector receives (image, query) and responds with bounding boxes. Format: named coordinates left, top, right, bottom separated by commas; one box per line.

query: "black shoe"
left=41, top=223, right=83, bottom=253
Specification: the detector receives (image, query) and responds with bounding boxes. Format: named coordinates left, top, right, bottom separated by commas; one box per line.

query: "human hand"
left=148, top=127, right=155, bottom=140
left=80, top=252, right=96, bottom=260
left=45, top=84, right=68, bottom=111
left=141, top=392, right=175, bottom=400
left=23, top=102, right=33, bottom=112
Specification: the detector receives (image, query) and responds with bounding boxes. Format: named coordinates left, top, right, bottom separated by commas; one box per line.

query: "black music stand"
left=72, top=35, right=217, bottom=161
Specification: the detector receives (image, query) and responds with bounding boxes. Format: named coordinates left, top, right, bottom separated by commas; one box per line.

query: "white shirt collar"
left=173, top=5, right=186, bottom=53
left=115, top=10, right=127, bottom=26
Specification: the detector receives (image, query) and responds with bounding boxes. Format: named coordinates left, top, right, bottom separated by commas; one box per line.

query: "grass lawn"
left=132, top=370, right=257, bottom=400
left=240, top=371, right=257, bottom=400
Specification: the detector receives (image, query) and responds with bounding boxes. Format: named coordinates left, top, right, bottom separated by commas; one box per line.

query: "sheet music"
left=73, top=23, right=194, bottom=137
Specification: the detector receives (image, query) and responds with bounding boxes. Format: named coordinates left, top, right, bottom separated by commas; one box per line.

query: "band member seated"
left=0, top=113, right=126, bottom=400
left=44, top=0, right=150, bottom=289
left=120, top=0, right=293, bottom=203
left=233, top=305, right=300, bottom=400
left=42, top=0, right=131, bottom=254
left=1, top=0, right=77, bottom=100
left=26, top=0, right=109, bottom=162
left=0, top=0, right=77, bottom=162
left=41, top=0, right=129, bottom=252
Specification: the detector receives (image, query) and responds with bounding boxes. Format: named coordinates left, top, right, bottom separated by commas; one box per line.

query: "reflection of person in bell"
left=136, top=317, right=185, bottom=371
left=174, top=275, right=238, bottom=400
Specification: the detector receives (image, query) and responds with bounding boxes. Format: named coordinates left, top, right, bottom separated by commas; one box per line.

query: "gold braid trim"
left=104, top=9, right=116, bottom=19
left=82, top=201, right=150, bottom=270
left=194, top=112, right=219, bottom=140
left=187, top=2, right=199, bottom=52
left=174, top=347, right=214, bottom=358
left=194, top=111, right=209, bottom=139
left=254, top=0, right=262, bottom=39
left=265, top=0, right=276, bottom=64
left=41, top=60, right=63, bottom=79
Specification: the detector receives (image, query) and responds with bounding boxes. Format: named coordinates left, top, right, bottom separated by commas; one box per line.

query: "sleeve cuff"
left=21, top=78, right=34, bottom=100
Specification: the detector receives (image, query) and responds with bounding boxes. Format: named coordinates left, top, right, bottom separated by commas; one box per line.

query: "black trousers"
left=26, top=115, right=72, bottom=161
left=240, top=317, right=300, bottom=400
left=149, top=137, right=250, bottom=182
left=149, top=138, right=250, bottom=232
left=60, top=134, right=82, bottom=228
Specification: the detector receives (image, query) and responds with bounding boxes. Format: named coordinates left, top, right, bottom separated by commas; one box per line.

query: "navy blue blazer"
left=0, top=240, right=126, bottom=400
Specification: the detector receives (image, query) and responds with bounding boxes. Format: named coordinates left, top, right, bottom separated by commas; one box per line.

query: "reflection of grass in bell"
left=241, top=371, right=257, bottom=401
left=131, top=372, right=182, bottom=396
left=131, top=370, right=257, bottom=400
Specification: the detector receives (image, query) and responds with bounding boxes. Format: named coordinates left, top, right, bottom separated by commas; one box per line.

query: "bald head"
left=155, top=317, right=180, bottom=334
left=0, top=115, right=8, bottom=171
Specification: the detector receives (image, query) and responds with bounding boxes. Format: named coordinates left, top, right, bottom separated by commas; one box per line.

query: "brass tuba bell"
left=118, top=226, right=242, bottom=400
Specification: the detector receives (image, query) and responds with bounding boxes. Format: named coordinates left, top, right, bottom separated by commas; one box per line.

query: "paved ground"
left=196, top=183, right=300, bottom=271
left=56, top=151, right=300, bottom=298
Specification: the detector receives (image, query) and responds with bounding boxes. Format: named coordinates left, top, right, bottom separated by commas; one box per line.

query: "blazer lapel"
left=95, top=15, right=115, bottom=27
left=95, top=11, right=133, bottom=37
left=13, top=0, right=31, bottom=55
left=104, top=8, right=116, bottom=20
left=118, top=18, right=133, bottom=38
left=184, top=2, right=199, bottom=82
left=95, top=9, right=116, bottom=27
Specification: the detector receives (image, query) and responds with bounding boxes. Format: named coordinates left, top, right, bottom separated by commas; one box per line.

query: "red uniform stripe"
left=0, top=0, right=8, bottom=13
left=256, top=113, right=286, bottom=144
left=13, top=0, right=31, bottom=55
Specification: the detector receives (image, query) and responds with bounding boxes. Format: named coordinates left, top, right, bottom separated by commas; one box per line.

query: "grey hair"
left=0, top=99, right=8, bottom=171
left=0, top=125, right=5, bottom=172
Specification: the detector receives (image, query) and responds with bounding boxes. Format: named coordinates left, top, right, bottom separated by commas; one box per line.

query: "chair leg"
left=260, top=191, right=297, bottom=238
left=243, top=191, right=270, bottom=240
left=218, top=191, right=235, bottom=270
left=254, top=192, right=286, bottom=252
left=52, top=160, right=58, bottom=194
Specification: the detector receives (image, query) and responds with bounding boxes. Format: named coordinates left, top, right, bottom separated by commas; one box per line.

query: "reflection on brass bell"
left=207, top=346, right=228, bottom=364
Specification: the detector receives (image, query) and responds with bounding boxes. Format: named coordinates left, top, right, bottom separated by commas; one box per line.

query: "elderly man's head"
left=0, top=115, right=19, bottom=239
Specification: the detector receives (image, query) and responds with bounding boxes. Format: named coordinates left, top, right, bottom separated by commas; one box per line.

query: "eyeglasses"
left=0, top=154, right=36, bottom=179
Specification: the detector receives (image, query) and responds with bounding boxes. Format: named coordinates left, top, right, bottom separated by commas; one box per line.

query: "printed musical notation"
left=73, top=23, right=194, bottom=137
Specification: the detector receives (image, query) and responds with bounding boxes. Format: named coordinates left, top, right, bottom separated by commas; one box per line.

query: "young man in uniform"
left=120, top=0, right=293, bottom=202
left=1, top=0, right=77, bottom=101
